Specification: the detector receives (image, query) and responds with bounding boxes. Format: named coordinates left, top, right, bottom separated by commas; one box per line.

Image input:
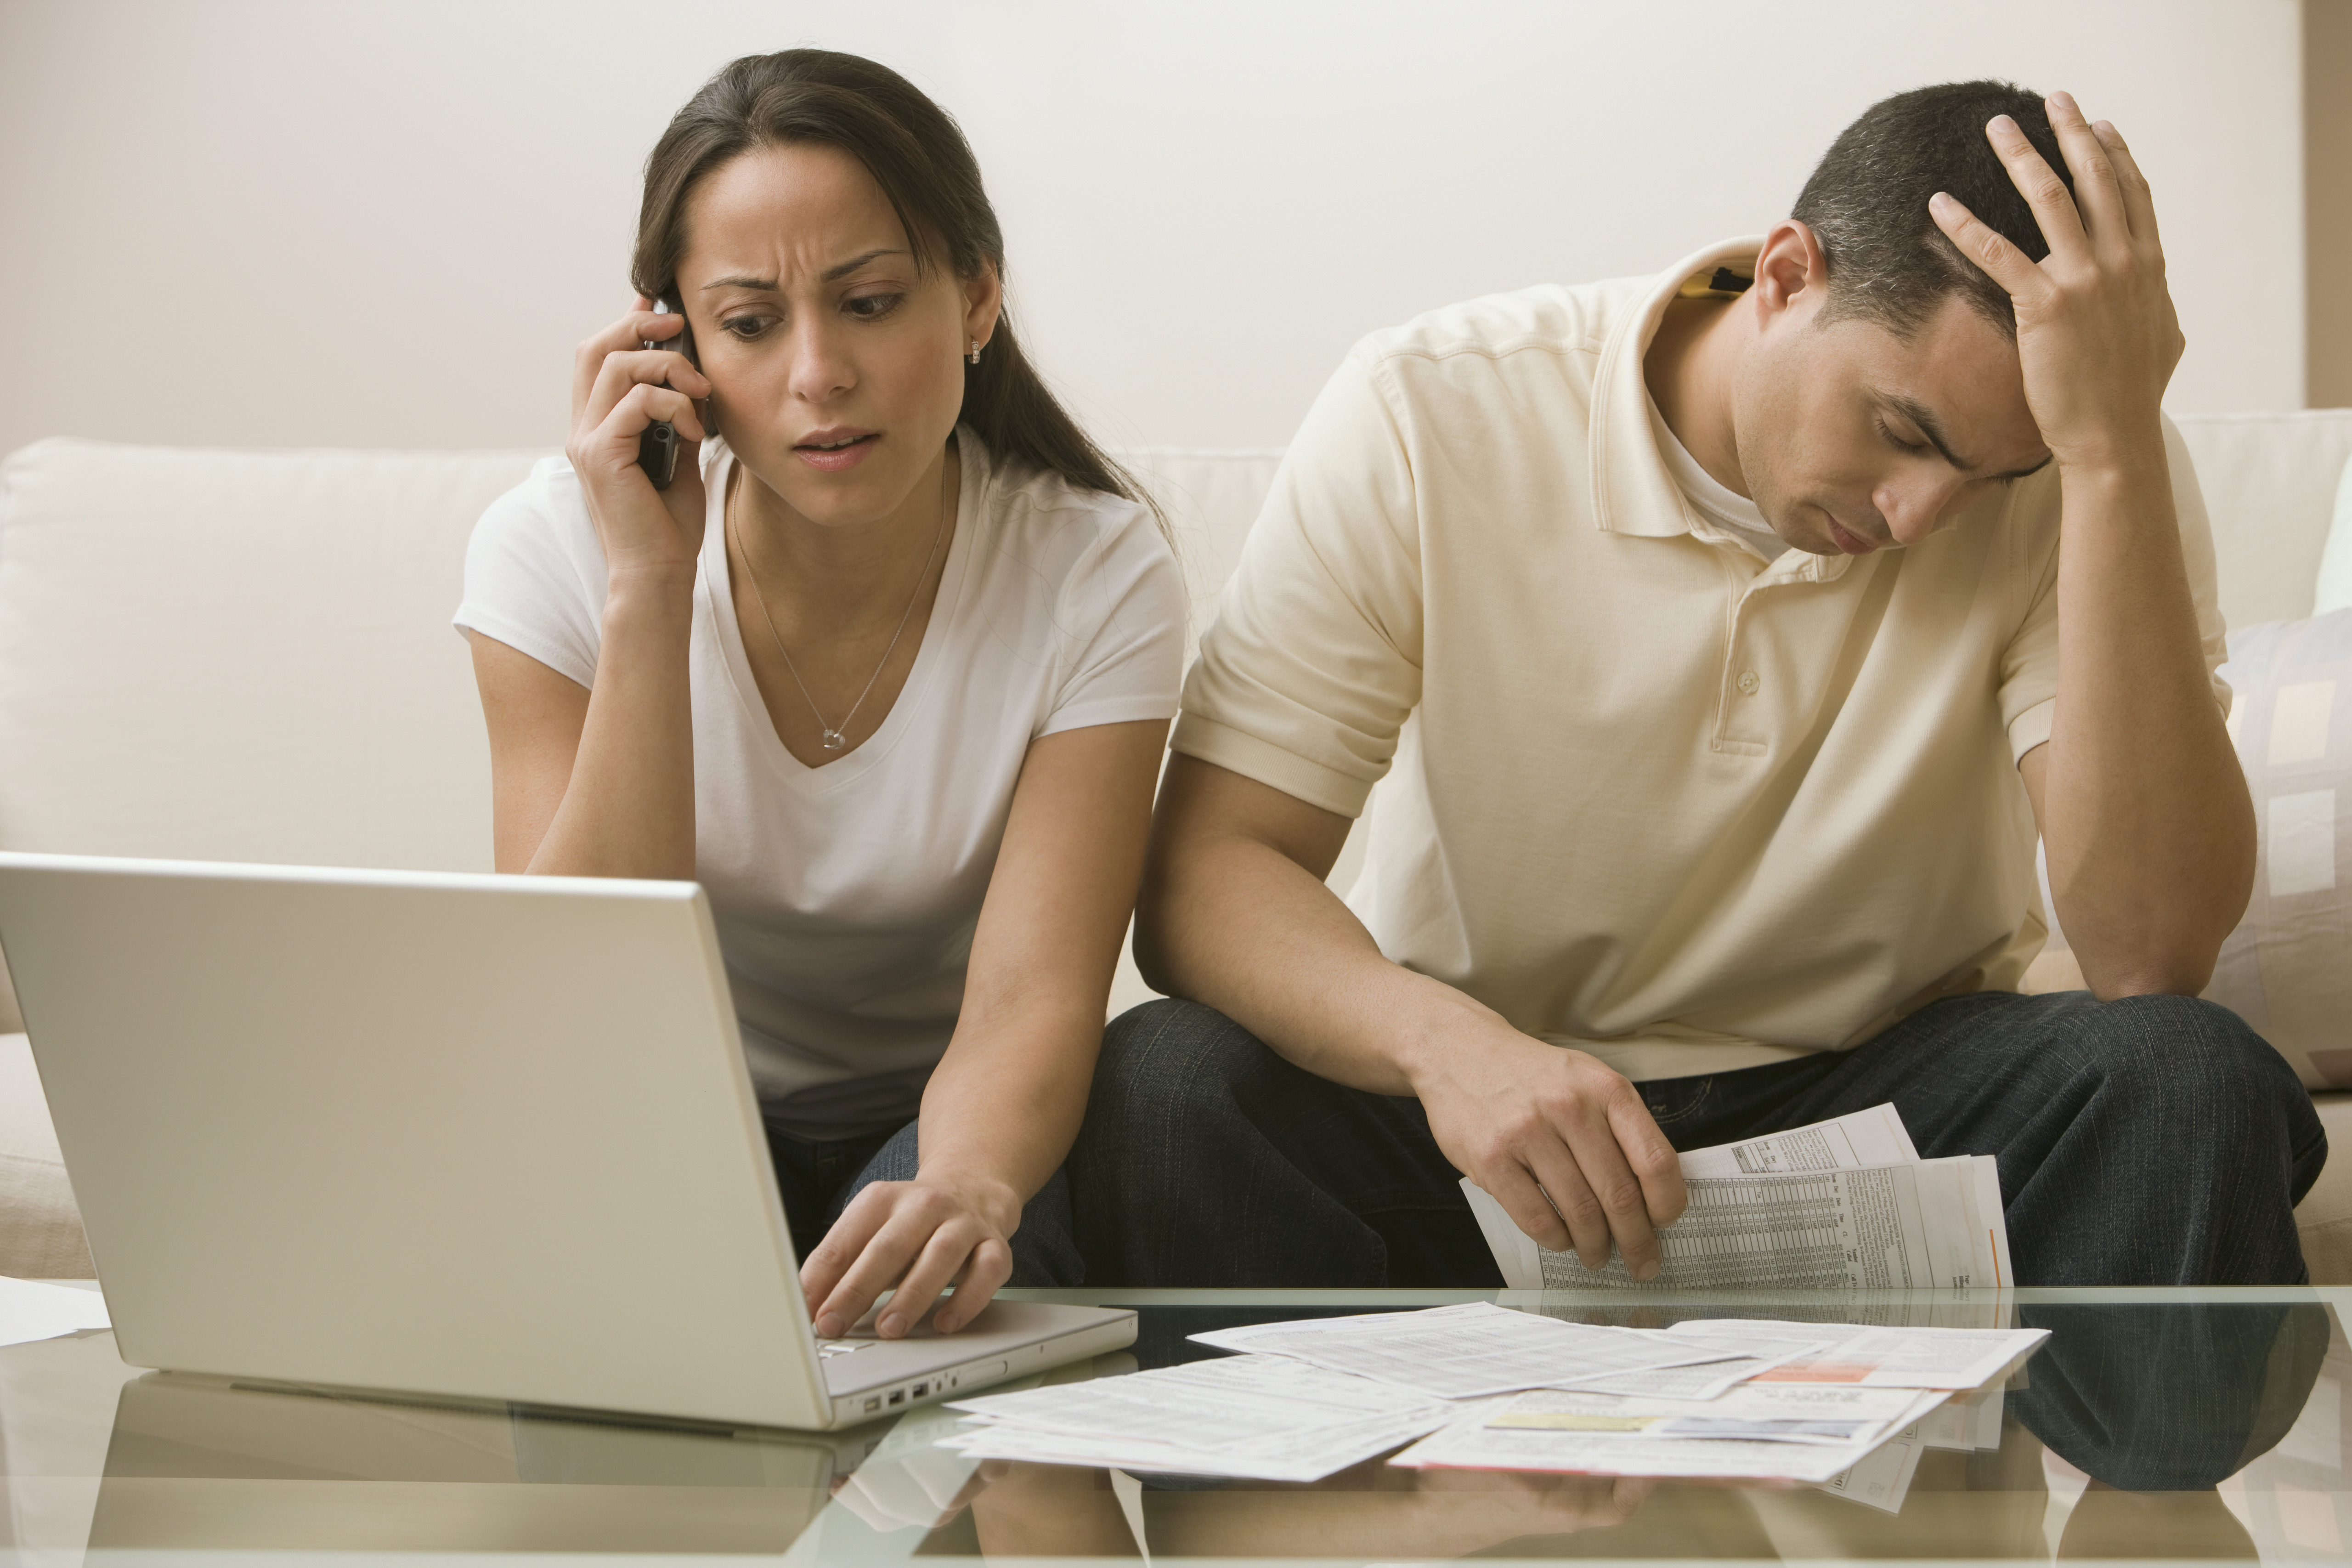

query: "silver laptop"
left=0, top=852, right=1134, bottom=1430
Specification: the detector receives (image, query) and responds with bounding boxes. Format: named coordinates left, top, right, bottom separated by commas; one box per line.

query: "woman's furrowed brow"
left=821, top=248, right=907, bottom=281
left=697, top=249, right=909, bottom=292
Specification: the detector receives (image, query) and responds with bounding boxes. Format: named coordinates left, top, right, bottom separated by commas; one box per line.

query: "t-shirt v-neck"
left=703, top=447, right=970, bottom=792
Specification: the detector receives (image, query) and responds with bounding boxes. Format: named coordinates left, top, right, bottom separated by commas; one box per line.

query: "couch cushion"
left=2173, top=411, right=2352, bottom=629
left=0, top=440, right=543, bottom=873
left=2205, top=609, right=2352, bottom=1090
left=2319, top=450, right=2352, bottom=616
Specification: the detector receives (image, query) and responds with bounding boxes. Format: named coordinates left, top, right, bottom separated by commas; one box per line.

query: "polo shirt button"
left=1737, top=670, right=1761, bottom=695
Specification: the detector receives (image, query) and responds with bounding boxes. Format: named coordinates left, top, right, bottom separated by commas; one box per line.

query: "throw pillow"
left=2204, top=608, right=2352, bottom=1089
left=2317, top=453, right=2352, bottom=616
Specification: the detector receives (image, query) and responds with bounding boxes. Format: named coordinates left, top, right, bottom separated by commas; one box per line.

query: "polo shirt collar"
left=1589, top=237, right=1856, bottom=586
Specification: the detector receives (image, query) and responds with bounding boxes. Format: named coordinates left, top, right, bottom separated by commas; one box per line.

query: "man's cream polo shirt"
left=1173, top=239, right=2230, bottom=1082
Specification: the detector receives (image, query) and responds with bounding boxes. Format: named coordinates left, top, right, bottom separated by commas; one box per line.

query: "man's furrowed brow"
left=1879, top=393, right=1976, bottom=472
left=1877, top=392, right=2052, bottom=480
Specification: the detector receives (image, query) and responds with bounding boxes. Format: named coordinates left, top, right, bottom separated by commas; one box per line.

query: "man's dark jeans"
left=1068, top=990, right=2326, bottom=1287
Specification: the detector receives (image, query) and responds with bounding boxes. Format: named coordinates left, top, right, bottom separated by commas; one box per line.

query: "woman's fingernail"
left=1930, top=192, right=1953, bottom=213
left=1990, top=114, right=2018, bottom=134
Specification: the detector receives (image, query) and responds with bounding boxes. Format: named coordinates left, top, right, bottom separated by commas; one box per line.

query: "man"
left=1070, top=82, right=2323, bottom=1287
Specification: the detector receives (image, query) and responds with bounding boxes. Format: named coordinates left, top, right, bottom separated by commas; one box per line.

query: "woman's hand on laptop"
left=1411, top=1028, right=1686, bottom=1280
left=802, top=1173, right=1023, bottom=1338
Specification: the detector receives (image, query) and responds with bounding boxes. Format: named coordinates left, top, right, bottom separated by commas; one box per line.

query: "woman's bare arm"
left=468, top=606, right=694, bottom=877
left=802, top=717, right=1169, bottom=1336
left=469, top=300, right=712, bottom=877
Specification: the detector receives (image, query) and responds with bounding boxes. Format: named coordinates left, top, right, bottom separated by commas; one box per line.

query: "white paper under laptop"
left=0, top=853, right=1132, bottom=1430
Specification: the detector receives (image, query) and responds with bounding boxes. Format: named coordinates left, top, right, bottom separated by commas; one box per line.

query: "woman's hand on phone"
left=801, top=1174, right=1023, bottom=1339
left=567, top=296, right=714, bottom=586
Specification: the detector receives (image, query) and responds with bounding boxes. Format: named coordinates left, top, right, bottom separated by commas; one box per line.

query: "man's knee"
left=1092, top=996, right=1274, bottom=1120
left=2048, top=994, right=2318, bottom=1176
left=2055, top=992, right=2301, bottom=1099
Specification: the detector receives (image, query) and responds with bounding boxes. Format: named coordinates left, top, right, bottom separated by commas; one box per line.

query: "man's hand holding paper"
left=1462, top=1105, right=2013, bottom=1291
left=1415, top=1029, right=1688, bottom=1281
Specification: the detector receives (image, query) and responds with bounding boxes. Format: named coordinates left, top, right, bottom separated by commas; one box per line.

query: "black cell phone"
left=637, top=294, right=699, bottom=491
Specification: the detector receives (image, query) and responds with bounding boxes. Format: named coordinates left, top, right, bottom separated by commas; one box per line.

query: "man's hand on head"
left=1410, top=1025, right=1687, bottom=1280
left=1933, top=92, right=2251, bottom=997
left=1927, top=92, right=2183, bottom=475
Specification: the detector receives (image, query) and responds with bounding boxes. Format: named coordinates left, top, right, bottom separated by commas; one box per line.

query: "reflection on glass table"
left=0, top=1287, right=2345, bottom=1563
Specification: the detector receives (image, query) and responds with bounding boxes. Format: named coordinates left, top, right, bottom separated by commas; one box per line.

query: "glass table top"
left=2, top=1285, right=2345, bottom=1565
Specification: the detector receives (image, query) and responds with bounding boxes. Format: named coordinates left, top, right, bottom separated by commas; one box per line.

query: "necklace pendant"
left=820, top=728, right=848, bottom=751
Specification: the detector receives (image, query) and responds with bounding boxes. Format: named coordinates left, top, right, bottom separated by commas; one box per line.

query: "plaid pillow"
left=2205, top=608, right=2352, bottom=1089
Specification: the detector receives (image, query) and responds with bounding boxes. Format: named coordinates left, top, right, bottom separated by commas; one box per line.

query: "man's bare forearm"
left=2037, top=459, right=2254, bottom=996
left=1135, top=761, right=1507, bottom=1096
left=1136, top=755, right=1687, bottom=1271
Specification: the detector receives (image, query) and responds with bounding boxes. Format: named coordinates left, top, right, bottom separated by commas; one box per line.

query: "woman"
left=453, top=49, right=1183, bottom=1340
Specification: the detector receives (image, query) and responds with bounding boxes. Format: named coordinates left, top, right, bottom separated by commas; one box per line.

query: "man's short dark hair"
left=1792, top=80, right=2074, bottom=340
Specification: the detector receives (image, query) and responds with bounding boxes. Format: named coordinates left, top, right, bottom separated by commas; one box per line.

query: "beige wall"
left=2311, top=0, right=2352, bottom=407
left=0, top=0, right=2310, bottom=461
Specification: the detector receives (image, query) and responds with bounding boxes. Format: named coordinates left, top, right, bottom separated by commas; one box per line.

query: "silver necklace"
left=730, top=472, right=953, bottom=753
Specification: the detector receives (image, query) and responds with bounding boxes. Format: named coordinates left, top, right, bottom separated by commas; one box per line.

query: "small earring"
left=967, top=339, right=982, bottom=365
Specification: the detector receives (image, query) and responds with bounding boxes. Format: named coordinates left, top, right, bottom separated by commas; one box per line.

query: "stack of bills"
left=1388, top=1313, right=2042, bottom=1484
left=936, top=1107, right=2045, bottom=1490
left=938, top=1300, right=2045, bottom=1485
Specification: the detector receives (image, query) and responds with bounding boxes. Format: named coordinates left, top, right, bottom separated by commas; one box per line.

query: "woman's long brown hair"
left=633, top=49, right=1151, bottom=511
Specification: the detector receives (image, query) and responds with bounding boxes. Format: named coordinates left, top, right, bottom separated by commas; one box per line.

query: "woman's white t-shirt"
left=454, top=429, right=1185, bottom=1139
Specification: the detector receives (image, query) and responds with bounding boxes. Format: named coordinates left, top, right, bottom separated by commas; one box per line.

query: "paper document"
left=1186, top=1301, right=1731, bottom=1401
left=1814, top=1438, right=1925, bottom=1511
left=1481, top=1383, right=1934, bottom=1447
left=1393, top=1387, right=1945, bottom=1483
left=1463, top=1106, right=2013, bottom=1291
left=1929, top=1385, right=2005, bottom=1450
left=1548, top=1334, right=1826, bottom=1399
left=941, top=1353, right=1462, bottom=1482
left=1805, top=1380, right=2001, bottom=1510
left=1663, top=1319, right=2048, bottom=1391
left=0, top=1277, right=109, bottom=1348
left=1680, top=1103, right=1919, bottom=1178
left=938, top=1302, right=2031, bottom=1489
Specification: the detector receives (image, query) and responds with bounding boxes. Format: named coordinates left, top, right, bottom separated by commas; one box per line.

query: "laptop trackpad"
left=840, top=1293, right=1019, bottom=1340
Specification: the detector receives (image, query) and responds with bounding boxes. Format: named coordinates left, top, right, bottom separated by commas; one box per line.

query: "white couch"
left=1, top=419, right=2346, bottom=1279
